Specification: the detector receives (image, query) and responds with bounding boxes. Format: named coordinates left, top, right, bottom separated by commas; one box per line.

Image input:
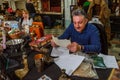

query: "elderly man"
left=51, top=9, right=101, bottom=53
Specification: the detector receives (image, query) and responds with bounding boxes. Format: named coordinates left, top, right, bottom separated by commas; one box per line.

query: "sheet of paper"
left=51, top=47, right=69, bottom=57
left=98, top=54, right=119, bottom=69
left=52, top=36, right=71, bottom=48
left=54, top=54, right=85, bottom=75
left=38, top=74, right=52, bottom=80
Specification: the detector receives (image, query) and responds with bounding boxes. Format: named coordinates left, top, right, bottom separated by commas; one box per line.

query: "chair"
left=0, top=53, right=20, bottom=80
left=92, top=23, right=108, bottom=55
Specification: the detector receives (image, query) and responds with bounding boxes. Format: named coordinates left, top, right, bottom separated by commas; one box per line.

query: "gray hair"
left=72, top=9, right=88, bottom=18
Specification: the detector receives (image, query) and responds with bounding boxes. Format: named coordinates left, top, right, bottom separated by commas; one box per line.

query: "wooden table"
left=6, top=47, right=112, bottom=80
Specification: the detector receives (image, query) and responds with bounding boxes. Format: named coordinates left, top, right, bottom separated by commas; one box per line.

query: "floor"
left=44, top=28, right=65, bottom=37
left=44, top=28, right=120, bottom=60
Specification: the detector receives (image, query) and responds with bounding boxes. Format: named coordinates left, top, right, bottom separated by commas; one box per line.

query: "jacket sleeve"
left=58, top=24, right=73, bottom=39
left=83, top=27, right=101, bottom=53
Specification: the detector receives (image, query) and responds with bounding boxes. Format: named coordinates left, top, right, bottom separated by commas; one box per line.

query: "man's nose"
left=77, top=23, right=80, bottom=27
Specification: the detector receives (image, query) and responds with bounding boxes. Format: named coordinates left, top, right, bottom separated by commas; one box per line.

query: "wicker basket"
left=9, top=32, right=21, bottom=39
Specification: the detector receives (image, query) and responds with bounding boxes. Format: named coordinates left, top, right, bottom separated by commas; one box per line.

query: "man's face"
left=73, top=15, right=88, bottom=33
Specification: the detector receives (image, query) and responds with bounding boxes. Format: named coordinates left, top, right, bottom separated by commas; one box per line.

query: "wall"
left=15, top=1, right=26, bottom=10
left=0, top=0, right=26, bottom=10
left=64, top=0, right=76, bottom=28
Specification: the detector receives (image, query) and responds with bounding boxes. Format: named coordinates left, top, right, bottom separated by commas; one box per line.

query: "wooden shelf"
left=39, top=12, right=62, bottom=15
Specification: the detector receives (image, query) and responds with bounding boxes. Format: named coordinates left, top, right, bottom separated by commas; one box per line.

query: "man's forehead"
left=73, top=17, right=85, bottom=23
left=73, top=15, right=85, bottom=19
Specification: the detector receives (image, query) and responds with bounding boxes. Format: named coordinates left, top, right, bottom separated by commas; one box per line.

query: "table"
left=6, top=47, right=112, bottom=80
left=23, top=63, right=112, bottom=80
left=24, top=50, right=112, bottom=80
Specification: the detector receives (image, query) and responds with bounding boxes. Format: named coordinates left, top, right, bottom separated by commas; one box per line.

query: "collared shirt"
left=58, top=23, right=101, bottom=53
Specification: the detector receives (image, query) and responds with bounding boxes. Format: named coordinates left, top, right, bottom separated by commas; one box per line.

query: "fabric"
left=58, top=23, right=101, bottom=53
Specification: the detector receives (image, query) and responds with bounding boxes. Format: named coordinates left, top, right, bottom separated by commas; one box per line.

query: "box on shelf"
left=29, top=34, right=52, bottom=48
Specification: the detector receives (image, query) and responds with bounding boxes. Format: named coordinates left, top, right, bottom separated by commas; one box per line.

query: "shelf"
left=39, top=12, right=62, bottom=15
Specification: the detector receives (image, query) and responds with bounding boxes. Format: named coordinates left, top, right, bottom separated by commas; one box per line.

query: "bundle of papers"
left=52, top=36, right=71, bottom=48
left=51, top=47, right=85, bottom=75
left=54, top=54, right=85, bottom=75
left=51, top=47, right=119, bottom=77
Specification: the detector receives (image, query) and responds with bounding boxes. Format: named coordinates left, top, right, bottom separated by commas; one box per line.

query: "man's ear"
left=85, top=18, right=88, bottom=24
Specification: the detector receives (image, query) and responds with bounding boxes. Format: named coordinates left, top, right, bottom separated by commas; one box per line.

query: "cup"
left=34, top=54, right=44, bottom=72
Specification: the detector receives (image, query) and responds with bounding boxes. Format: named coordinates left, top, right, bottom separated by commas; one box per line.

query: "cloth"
left=58, top=23, right=101, bottom=53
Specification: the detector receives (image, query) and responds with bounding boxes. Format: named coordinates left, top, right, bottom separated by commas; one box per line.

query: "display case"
left=41, top=0, right=61, bottom=13
left=36, top=0, right=64, bottom=29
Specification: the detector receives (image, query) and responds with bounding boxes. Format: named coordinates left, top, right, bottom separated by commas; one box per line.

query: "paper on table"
left=51, top=47, right=69, bottom=57
left=98, top=54, right=119, bottom=69
left=54, top=54, right=85, bottom=75
left=38, top=74, right=52, bottom=80
left=52, top=36, right=71, bottom=48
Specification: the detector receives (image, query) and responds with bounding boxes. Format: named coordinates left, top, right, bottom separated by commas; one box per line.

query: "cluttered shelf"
left=36, top=12, right=64, bottom=29
left=39, top=12, right=62, bottom=15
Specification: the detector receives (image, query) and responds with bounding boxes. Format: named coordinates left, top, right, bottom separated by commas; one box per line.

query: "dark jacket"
left=26, top=3, right=36, bottom=13
left=92, top=23, right=108, bottom=54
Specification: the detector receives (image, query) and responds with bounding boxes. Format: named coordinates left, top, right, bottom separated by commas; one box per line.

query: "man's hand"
left=50, top=40, right=57, bottom=47
left=67, top=42, right=82, bottom=53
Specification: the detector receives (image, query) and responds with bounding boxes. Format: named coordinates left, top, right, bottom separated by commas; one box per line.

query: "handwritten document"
left=54, top=54, right=85, bottom=75
left=52, top=36, right=71, bottom=48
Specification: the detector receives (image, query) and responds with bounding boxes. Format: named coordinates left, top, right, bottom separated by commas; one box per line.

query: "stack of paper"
left=54, top=54, right=85, bottom=75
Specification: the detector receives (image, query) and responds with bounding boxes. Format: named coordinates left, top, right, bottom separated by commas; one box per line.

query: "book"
left=91, top=55, right=106, bottom=69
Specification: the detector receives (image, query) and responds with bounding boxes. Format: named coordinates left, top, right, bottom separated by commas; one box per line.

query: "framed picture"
left=41, top=0, right=50, bottom=12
